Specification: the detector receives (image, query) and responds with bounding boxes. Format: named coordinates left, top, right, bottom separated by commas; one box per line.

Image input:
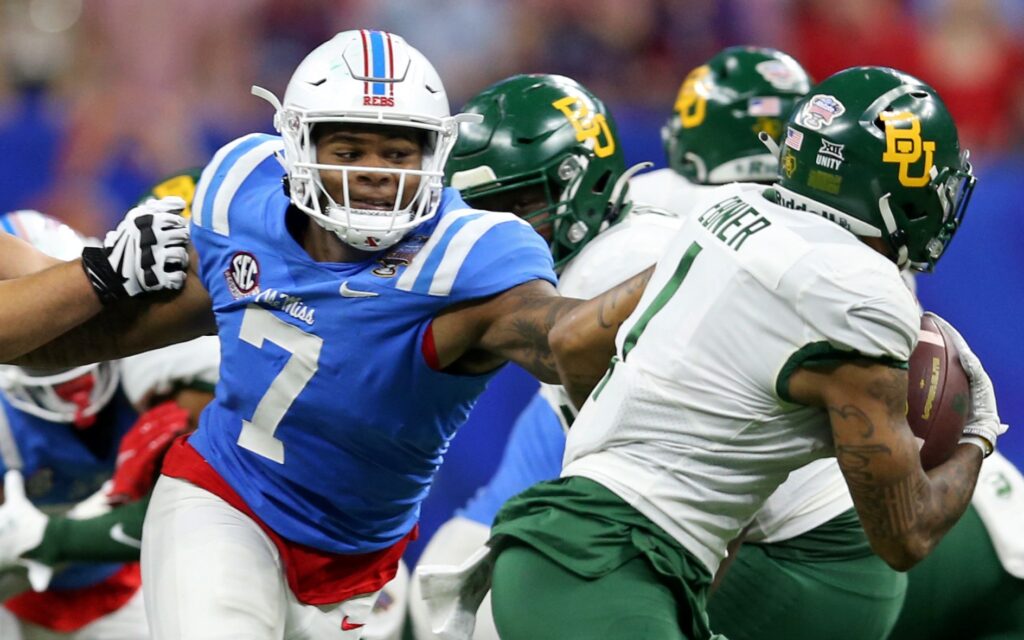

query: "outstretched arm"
left=431, top=279, right=581, bottom=383
left=0, top=259, right=105, bottom=361
left=0, top=196, right=198, bottom=363
left=0, top=233, right=61, bottom=278
left=9, top=251, right=216, bottom=369
left=549, top=266, right=653, bottom=407
left=789, top=362, right=982, bottom=570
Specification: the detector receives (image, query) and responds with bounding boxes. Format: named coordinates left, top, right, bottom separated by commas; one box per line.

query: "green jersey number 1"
left=592, top=241, right=703, bottom=401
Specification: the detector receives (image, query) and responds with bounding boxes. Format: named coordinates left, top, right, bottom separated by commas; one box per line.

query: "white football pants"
left=142, top=475, right=403, bottom=640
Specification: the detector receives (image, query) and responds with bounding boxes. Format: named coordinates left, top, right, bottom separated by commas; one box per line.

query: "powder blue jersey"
left=188, top=134, right=556, bottom=554
left=0, top=392, right=136, bottom=590
left=458, top=393, right=565, bottom=526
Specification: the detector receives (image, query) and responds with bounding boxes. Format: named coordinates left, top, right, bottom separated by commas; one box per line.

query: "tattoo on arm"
left=596, top=268, right=653, bottom=330
left=828, top=364, right=982, bottom=564
left=506, top=295, right=581, bottom=381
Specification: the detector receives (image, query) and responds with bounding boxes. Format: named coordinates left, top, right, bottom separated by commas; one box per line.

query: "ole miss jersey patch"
left=225, top=251, right=261, bottom=299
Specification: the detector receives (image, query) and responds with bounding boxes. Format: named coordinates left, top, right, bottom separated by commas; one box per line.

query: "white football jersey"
left=561, top=183, right=919, bottom=574
left=540, top=206, right=685, bottom=430
left=629, top=168, right=709, bottom=215
left=633, top=168, right=857, bottom=543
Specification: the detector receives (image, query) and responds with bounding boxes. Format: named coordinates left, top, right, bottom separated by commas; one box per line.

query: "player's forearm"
left=9, top=271, right=216, bottom=369
left=0, top=234, right=61, bottom=279
left=0, top=260, right=103, bottom=361
left=839, top=432, right=982, bottom=571
left=550, top=267, right=653, bottom=407
left=497, top=294, right=584, bottom=383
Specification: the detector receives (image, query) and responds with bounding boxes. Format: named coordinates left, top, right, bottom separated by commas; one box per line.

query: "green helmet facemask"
left=773, top=66, right=976, bottom=272
left=663, top=46, right=811, bottom=185
left=445, top=74, right=632, bottom=269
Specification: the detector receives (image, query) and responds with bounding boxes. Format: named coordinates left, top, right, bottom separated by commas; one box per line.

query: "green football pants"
left=887, top=505, right=1024, bottom=640
left=707, top=538, right=906, bottom=640
left=491, top=542, right=691, bottom=640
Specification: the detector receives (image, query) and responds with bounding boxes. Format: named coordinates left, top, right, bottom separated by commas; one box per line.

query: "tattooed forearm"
left=828, top=403, right=877, bottom=439
left=866, top=367, right=908, bottom=418
left=596, top=268, right=653, bottom=330
left=830, top=376, right=983, bottom=569
left=505, top=295, right=582, bottom=382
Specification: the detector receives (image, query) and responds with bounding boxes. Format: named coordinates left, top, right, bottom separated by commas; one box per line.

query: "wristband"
left=958, top=434, right=993, bottom=458
left=81, top=247, right=127, bottom=305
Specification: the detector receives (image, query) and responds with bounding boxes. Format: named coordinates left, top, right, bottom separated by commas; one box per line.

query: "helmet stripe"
left=359, top=29, right=370, bottom=96
left=369, top=30, right=387, bottom=96
left=386, top=31, right=395, bottom=97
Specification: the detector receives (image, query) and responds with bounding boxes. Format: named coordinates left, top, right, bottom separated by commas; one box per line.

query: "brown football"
left=907, top=315, right=971, bottom=470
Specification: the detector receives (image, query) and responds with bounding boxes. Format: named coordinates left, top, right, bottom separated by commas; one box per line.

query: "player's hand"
left=925, top=312, right=1007, bottom=456
left=0, top=471, right=52, bottom=591
left=109, top=401, right=192, bottom=504
left=81, top=196, right=191, bottom=304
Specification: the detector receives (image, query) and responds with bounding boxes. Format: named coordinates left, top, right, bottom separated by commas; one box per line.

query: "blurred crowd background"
left=1, top=0, right=1022, bottom=234
left=0, top=0, right=1020, bottom=550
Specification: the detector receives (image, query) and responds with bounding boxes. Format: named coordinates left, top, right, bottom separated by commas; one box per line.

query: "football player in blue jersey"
left=11, top=30, right=581, bottom=639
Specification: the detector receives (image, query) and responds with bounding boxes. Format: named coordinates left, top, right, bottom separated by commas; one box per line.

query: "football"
left=907, top=315, right=971, bottom=470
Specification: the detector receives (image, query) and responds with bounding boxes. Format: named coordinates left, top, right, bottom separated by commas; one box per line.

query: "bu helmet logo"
left=880, top=111, right=936, bottom=188
left=551, top=96, right=616, bottom=158
left=674, top=65, right=711, bottom=129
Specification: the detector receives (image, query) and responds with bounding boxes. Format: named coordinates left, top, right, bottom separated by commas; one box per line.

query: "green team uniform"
left=489, top=180, right=919, bottom=640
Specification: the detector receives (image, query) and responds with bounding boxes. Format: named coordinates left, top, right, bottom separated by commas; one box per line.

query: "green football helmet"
left=446, top=74, right=631, bottom=268
left=774, top=66, right=975, bottom=272
left=663, top=46, right=811, bottom=184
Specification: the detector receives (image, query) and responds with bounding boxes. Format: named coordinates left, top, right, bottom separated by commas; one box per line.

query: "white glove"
left=82, top=196, right=190, bottom=304
left=925, top=312, right=1008, bottom=456
left=0, top=471, right=52, bottom=591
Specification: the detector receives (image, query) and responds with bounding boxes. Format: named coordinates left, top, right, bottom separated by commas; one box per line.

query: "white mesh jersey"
left=634, top=169, right=857, bottom=543
left=629, top=167, right=709, bottom=215
left=540, top=206, right=685, bottom=430
left=561, top=183, right=919, bottom=574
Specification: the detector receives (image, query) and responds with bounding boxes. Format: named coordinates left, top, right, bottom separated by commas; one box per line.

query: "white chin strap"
left=878, top=194, right=909, bottom=267
left=771, top=185, right=884, bottom=238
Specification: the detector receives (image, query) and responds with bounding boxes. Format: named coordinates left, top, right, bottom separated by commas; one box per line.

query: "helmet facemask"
left=253, top=30, right=481, bottom=252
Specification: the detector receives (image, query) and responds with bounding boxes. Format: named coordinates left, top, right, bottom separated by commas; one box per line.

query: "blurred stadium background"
left=0, top=0, right=1019, bottom=561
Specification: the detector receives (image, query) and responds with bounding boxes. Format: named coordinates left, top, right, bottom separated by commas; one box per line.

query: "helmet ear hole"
left=591, top=170, right=612, bottom=194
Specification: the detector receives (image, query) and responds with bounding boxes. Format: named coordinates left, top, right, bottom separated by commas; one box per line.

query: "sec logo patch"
left=225, top=251, right=261, bottom=298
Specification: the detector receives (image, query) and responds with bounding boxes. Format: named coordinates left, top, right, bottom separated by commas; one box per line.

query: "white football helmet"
left=0, top=211, right=119, bottom=428
left=253, top=29, right=482, bottom=251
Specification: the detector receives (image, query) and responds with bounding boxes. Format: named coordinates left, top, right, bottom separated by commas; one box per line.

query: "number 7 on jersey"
left=236, top=306, right=323, bottom=463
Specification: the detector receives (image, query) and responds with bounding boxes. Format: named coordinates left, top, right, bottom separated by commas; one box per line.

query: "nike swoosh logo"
left=110, top=523, right=142, bottom=549
left=339, top=281, right=379, bottom=298
left=341, top=615, right=364, bottom=631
